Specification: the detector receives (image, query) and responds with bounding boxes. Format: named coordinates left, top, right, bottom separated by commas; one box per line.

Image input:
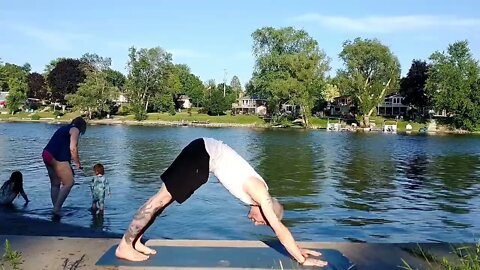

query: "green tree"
left=251, top=27, right=330, bottom=126
left=125, top=46, right=172, bottom=120
left=6, top=78, right=28, bottom=114
left=336, top=38, right=400, bottom=127
left=0, top=63, right=28, bottom=91
left=104, top=69, right=126, bottom=90
left=175, top=64, right=205, bottom=107
left=230, top=75, right=242, bottom=98
left=151, top=63, right=181, bottom=113
left=426, top=41, right=480, bottom=131
left=80, top=53, right=112, bottom=72
left=323, top=83, right=341, bottom=103
left=217, top=82, right=236, bottom=107
left=65, top=70, right=118, bottom=119
left=205, top=88, right=228, bottom=115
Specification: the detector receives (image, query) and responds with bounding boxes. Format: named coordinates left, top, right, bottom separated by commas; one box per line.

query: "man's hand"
left=300, top=248, right=322, bottom=258
left=299, top=248, right=327, bottom=267
left=301, top=257, right=328, bottom=267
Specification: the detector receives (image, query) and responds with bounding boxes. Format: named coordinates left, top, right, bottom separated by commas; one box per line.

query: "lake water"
left=1, top=122, right=479, bottom=243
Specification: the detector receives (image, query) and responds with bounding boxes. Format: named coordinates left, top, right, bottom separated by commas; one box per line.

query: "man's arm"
left=69, top=127, right=82, bottom=169
left=244, top=177, right=327, bottom=267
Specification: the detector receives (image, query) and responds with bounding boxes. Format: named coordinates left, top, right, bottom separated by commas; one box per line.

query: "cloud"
left=290, top=14, right=480, bottom=33
left=167, top=48, right=209, bottom=59
left=9, top=24, right=89, bottom=50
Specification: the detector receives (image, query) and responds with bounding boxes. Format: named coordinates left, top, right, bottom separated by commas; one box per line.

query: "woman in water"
left=42, top=116, right=87, bottom=215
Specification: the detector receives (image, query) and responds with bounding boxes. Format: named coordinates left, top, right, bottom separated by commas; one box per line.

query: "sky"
left=1, top=0, right=479, bottom=87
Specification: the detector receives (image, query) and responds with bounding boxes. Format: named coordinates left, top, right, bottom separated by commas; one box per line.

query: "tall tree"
left=0, top=63, right=28, bottom=91
left=205, top=88, right=229, bottom=115
left=126, top=46, right=173, bottom=120
left=105, top=69, right=126, bottom=90
left=230, top=75, right=242, bottom=98
left=27, top=72, right=48, bottom=100
left=323, top=83, right=341, bottom=103
left=65, top=70, right=118, bottom=119
left=426, top=41, right=480, bottom=131
left=251, top=27, right=330, bottom=126
left=47, top=58, right=86, bottom=103
left=80, top=53, right=112, bottom=72
left=6, top=78, right=28, bottom=114
left=400, top=60, right=430, bottom=111
left=175, top=64, right=205, bottom=107
left=336, top=37, right=400, bottom=127
left=151, top=63, right=181, bottom=113
left=21, top=63, right=31, bottom=74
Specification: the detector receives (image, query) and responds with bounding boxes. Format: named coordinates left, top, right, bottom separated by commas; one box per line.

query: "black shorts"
left=161, top=138, right=210, bottom=203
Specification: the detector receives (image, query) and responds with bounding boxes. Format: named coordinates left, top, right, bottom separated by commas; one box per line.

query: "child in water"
left=0, top=171, right=29, bottom=205
left=90, top=164, right=110, bottom=215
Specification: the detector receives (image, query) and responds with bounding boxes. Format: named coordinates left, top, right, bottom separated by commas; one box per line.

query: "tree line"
left=1, top=26, right=479, bottom=130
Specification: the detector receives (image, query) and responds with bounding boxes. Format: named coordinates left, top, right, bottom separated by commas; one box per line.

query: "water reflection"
left=336, top=136, right=396, bottom=213
left=255, top=131, right=320, bottom=200
left=1, top=123, right=480, bottom=243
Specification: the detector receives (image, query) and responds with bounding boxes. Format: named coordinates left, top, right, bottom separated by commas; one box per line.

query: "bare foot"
left=135, top=241, right=157, bottom=255
left=115, top=242, right=149, bottom=261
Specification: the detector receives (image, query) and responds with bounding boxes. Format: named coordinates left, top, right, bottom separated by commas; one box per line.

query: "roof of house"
left=333, top=95, right=352, bottom=100
left=239, top=95, right=267, bottom=101
left=385, top=93, right=404, bottom=98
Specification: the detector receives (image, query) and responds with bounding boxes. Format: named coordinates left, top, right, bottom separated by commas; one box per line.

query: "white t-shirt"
left=202, top=137, right=268, bottom=205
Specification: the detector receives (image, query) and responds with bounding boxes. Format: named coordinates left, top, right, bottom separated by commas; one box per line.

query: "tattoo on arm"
left=265, top=196, right=273, bottom=206
left=124, top=199, right=165, bottom=245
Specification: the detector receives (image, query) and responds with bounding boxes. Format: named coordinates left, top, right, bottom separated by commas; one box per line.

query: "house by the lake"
left=231, top=95, right=267, bottom=116
left=376, top=93, right=408, bottom=117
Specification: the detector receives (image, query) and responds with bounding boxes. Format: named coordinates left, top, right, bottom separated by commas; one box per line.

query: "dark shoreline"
left=0, top=210, right=122, bottom=239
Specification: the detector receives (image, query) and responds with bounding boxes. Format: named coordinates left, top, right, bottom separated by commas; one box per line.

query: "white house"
left=376, top=94, right=409, bottom=117
left=176, top=95, right=192, bottom=109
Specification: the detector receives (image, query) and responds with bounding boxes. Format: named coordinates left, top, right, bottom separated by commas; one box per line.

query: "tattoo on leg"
left=124, top=199, right=165, bottom=245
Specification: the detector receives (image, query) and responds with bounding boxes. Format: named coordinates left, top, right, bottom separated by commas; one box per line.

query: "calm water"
left=1, top=122, right=479, bottom=243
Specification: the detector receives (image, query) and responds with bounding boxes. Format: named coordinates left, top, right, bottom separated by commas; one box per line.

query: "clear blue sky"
left=1, top=0, right=479, bottom=87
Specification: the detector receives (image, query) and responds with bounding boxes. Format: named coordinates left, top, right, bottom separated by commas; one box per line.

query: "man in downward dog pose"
left=115, top=137, right=327, bottom=268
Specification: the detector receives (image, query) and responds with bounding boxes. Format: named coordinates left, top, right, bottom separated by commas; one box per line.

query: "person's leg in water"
left=43, top=151, right=60, bottom=207
left=98, top=194, right=105, bottom=215
left=51, top=161, right=75, bottom=215
left=91, top=199, right=98, bottom=214
left=46, top=165, right=60, bottom=206
left=115, top=183, right=174, bottom=261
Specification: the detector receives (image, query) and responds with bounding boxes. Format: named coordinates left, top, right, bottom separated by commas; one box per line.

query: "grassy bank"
left=137, top=112, right=266, bottom=125
left=1, top=109, right=469, bottom=134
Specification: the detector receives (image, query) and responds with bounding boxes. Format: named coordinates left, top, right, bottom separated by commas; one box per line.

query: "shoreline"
left=0, top=211, right=474, bottom=269
left=1, top=117, right=479, bottom=135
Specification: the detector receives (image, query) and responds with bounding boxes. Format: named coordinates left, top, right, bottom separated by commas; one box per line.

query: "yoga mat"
left=96, top=244, right=356, bottom=269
